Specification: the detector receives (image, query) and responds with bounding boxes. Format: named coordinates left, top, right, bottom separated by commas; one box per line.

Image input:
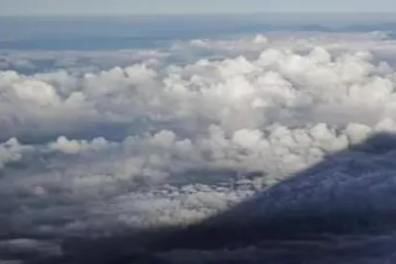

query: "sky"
left=4, top=0, right=396, bottom=261
left=1, top=0, right=396, bottom=16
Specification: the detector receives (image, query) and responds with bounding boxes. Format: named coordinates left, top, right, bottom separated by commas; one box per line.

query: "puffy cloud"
left=0, top=138, right=31, bottom=169
left=48, top=136, right=109, bottom=154
left=12, top=79, right=60, bottom=106
left=3, top=31, right=396, bottom=261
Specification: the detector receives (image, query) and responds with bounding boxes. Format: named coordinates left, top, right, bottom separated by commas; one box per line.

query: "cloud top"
left=2, top=32, right=396, bottom=255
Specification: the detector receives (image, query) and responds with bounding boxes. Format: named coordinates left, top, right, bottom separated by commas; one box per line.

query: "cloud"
left=0, top=49, right=168, bottom=74
left=0, top=138, right=31, bottom=169
left=0, top=239, right=62, bottom=257
left=48, top=136, right=109, bottom=154
left=3, top=32, right=396, bottom=263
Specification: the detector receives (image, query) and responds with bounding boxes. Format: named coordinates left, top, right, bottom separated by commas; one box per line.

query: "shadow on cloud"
left=47, top=132, right=396, bottom=264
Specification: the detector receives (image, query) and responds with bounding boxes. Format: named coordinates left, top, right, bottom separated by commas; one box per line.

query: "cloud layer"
left=2, top=31, right=396, bottom=262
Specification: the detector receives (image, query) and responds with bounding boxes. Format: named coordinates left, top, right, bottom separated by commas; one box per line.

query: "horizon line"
left=2, top=12, right=396, bottom=17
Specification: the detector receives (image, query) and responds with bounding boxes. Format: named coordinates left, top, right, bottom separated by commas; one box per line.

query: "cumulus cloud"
left=3, top=32, right=396, bottom=263
left=0, top=138, right=31, bottom=169
left=48, top=136, right=109, bottom=154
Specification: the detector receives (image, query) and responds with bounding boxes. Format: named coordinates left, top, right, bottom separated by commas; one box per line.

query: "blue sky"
left=1, top=0, right=396, bottom=16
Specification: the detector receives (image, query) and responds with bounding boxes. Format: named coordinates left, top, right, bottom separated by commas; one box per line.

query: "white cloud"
left=0, top=138, right=31, bottom=169
left=48, top=136, right=109, bottom=154
left=3, top=32, right=396, bottom=254
left=12, top=79, right=60, bottom=106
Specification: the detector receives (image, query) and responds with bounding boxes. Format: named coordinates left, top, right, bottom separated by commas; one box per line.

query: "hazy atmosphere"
left=1, top=0, right=396, bottom=15
left=2, top=1, right=396, bottom=264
